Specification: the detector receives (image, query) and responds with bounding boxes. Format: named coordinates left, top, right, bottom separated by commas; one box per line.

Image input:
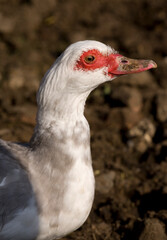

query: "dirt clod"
left=139, top=218, right=167, bottom=240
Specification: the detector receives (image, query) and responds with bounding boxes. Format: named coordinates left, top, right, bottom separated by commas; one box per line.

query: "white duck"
left=0, top=40, right=157, bottom=240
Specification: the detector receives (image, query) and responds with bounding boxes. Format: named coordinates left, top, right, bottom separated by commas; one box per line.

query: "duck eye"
left=84, top=55, right=95, bottom=63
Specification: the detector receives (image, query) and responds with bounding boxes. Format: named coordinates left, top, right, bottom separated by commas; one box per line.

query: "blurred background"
left=0, top=0, right=167, bottom=239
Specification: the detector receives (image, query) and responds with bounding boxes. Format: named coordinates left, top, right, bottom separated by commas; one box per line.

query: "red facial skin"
left=74, top=49, right=157, bottom=77
left=75, top=49, right=119, bottom=73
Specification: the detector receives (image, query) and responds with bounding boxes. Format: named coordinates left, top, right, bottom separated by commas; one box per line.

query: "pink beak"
left=108, top=54, right=157, bottom=76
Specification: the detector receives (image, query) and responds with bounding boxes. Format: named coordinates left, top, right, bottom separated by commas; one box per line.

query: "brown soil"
left=0, top=0, right=167, bottom=239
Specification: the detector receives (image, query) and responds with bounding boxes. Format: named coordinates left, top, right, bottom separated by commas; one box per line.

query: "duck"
left=0, top=40, right=157, bottom=240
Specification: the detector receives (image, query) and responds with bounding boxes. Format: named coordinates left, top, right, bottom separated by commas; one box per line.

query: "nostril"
left=121, top=59, right=128, bottom=64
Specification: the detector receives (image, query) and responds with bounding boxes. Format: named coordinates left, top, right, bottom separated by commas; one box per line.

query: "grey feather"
left=0, top=140, right=39, bottom=239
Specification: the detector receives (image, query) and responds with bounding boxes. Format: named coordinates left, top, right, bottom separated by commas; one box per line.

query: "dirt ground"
left=0, top=0, right=167, bottom=239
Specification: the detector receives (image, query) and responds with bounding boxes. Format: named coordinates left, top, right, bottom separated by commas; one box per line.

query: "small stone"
left=96, top=171, right=116, bottom=194
left=128, top=119, right=155, bottom=139
left=8, top=68, right=25, bottom=89
left=127, top=118, right=156, bottom=153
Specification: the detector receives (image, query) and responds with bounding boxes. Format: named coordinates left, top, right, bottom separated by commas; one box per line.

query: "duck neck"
left=38, top=91, right=89, bottom=126
left=30, top=90, right=90, bottom=147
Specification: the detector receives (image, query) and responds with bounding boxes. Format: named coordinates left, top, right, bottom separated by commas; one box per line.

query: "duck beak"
left=108, top=54, right=157, bottom=76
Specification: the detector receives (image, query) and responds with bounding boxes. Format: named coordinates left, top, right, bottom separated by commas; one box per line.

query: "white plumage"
left=0, top=40, right=156, bottom=240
